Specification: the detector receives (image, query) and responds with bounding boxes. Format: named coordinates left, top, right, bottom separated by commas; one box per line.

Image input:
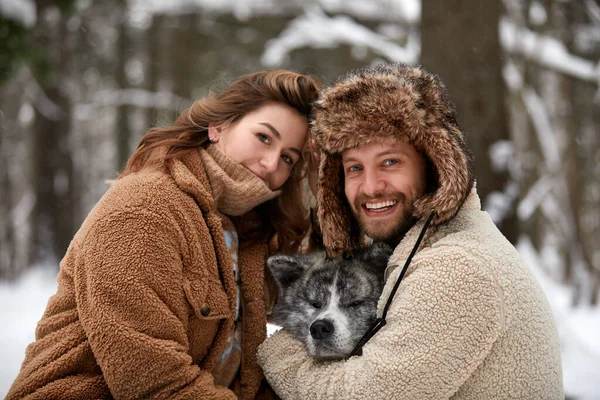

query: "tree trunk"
left=169, top=14, right=197, bottom=110
left=421, top=0, right=518, bottom=243
left=145, top=14, right=165, bottom=130
left=564, top=1, right=600, bottom=304
left=116, top=16, right=132, bottom=172
left=30, top=4, right=75, bottom=265
left=0, top=100, right=16, bottom=278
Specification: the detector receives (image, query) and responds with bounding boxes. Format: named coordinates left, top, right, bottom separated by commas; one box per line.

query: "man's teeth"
left=365, top=200, right=397, bottom=210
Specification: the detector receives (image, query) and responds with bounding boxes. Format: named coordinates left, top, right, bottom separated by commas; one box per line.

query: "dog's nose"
left=310, top=319, right=334, bottom=340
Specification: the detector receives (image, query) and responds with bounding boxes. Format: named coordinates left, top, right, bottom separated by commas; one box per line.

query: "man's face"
left=342, top=138, right=428, bottom=244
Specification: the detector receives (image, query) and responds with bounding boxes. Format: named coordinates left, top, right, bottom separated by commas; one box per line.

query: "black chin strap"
left=350, top=211, right=435, bottom=357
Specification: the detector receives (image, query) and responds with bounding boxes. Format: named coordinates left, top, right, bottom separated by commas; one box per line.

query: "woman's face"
left=212, top=102, right=308, bottom=190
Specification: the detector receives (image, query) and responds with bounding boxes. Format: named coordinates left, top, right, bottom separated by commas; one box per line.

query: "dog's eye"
left=309, top=300, right=322, bottom=309
left=347, top=300, right=363, bottom=308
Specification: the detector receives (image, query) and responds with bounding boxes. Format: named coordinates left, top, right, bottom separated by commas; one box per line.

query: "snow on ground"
left=518, top=237, right=600, bottom=400
left=0, top=265, right=58, bottom=398
left=1, top=245, right=599, bottom=398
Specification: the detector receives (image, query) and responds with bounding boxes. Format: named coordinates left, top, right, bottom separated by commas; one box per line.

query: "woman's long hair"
left=119, top=70, right=319, bottom=253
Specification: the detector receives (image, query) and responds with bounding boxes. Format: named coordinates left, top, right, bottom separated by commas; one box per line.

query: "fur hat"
left=312, top=63, right=475, bottom=258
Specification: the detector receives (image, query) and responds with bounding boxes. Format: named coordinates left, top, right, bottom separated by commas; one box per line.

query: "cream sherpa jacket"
left=257, top=190, right=563, bottom=399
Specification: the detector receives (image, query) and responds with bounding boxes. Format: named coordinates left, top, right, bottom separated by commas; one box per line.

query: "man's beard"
left=352, top=192, right=418, bottom=243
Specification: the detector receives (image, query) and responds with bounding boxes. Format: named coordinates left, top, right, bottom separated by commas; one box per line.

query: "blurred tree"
left=421, top=0, right=519, bottom=243
left=145, top=14, right=165, bottom=130
left=0, top=18, right=35, bottom=83
left=116, top=13, right=132, bottom=171
left=30, top=2, right=76, bottom=266
left=503, top=0, right=599, bottom=305
left=563, top=0, right=600, bottom=304
left=0, top=0, right=77, bottom=84
left=0, top=85, right=18, bottom=279
left=169, top=14, right=197, bottom=109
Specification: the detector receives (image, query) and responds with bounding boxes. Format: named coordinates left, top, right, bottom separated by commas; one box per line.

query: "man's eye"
left=258, top=133, right=270, bottom=144
left=383, top=159, right=398, bottom=166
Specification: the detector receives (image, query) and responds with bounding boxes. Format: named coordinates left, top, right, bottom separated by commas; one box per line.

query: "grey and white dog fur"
left=267, top=242, right=393, bottom=360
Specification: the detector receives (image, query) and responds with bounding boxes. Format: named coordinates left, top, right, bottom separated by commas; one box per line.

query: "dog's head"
left=267, top=242, right=393, bottom=360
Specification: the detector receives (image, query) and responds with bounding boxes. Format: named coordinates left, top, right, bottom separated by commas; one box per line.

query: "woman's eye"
left=383, top=159, right=398, bottom=166
left=258, top=133, right=270, bottom=144
left=282, top=154, right=293, bottom=165
left=348, top=165, right=361, bottom=172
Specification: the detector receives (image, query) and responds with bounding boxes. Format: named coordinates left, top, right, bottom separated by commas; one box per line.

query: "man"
left=257, top=63, right=564, bottom=399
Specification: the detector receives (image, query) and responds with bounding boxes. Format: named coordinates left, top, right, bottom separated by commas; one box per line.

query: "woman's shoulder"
left=88, top=169, right=203, bottom=227
left=74, top=169, right=206, bottom=248
left=122, top=167, right=208, bottom=204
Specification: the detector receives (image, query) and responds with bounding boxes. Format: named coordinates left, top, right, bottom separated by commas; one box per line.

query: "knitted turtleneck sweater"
left=199, top=144, right=278, bottom=388
left=200, top=144, right=279, bottom=217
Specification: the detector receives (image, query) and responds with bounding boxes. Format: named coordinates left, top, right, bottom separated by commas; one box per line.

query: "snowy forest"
left=0, top=0, right=599, bottom=398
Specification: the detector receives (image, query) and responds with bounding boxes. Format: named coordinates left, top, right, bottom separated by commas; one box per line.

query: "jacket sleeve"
left=74, top=208, right=237, bottom=400
left=257, top=250, right=505, bottom=399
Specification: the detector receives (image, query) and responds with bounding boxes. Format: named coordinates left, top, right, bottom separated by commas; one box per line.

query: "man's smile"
left=361, top=199, right=399, bottom=217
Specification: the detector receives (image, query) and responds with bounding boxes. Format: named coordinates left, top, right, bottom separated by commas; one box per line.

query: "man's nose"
left=362, top=169, right=386, bottom=196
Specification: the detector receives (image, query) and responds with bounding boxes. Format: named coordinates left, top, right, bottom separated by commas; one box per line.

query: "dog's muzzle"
left=310, top=319, right=334, bottom=340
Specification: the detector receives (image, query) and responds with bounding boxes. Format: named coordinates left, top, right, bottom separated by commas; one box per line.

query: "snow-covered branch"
left=127, top=0, right=418, bottom=24
left=485, top=140, right=520, bottom=224
left=0, top=0, right=36, bottom=27
left=24, top=75, right=66, bottom=122
left=127, top=0, right=300, bottom=24
left=505, top=66, right=593, bottom=305
left=520, top=87, right=562, bottom=171
left=262, top=6, right=418, bottom=67
left=584, top=0, right=600, bottom=26
left=317, top=0, right=419, bottom=23
left=512, top=81, right=576, bottom=236
left=501, top=18, right=600, bottom=85
left=75, top=88, right=191, bottom=120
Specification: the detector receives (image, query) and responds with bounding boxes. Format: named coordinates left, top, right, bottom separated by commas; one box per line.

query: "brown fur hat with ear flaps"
left=311, top=63, right=476, bottom=258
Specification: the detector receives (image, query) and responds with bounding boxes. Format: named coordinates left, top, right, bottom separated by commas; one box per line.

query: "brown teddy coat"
left=7, top=147, right=277, bottom=399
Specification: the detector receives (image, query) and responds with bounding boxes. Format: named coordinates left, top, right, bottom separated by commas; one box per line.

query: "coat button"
left=200, top=304, right=211, bottom=317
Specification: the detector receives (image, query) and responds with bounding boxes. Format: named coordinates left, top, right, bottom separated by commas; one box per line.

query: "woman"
left=7, top=70, right=319, bottom=400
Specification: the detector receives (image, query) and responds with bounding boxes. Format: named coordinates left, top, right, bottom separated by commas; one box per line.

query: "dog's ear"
left=267, top=254, right=308, bottom=291
left=358, top=241, right=393, bottom=273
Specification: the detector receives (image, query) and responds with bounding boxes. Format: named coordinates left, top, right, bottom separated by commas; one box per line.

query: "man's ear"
left=267, top=254, right=307, bottom=291
left=358, top=241, right=393, bottom=273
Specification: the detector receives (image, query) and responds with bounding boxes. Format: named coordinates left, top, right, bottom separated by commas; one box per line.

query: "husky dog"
left=267, top=242, right=392, bottom=360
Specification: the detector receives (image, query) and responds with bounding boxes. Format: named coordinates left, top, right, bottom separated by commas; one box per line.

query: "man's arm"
left=258, top=251, right=504, bottom=399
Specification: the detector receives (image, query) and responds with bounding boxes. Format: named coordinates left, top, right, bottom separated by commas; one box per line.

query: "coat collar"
left=167, top=148, right=215, bottom=213
left=384, top=188, right=480, bottom=282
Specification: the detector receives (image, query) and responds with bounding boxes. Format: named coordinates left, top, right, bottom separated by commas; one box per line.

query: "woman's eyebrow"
left=260, top=122, right=281, bottom=139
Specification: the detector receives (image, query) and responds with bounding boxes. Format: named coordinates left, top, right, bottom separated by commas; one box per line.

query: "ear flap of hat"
left=316, top=151, right=362, bottom=258
left=412, top=124, right=476, bottom=225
